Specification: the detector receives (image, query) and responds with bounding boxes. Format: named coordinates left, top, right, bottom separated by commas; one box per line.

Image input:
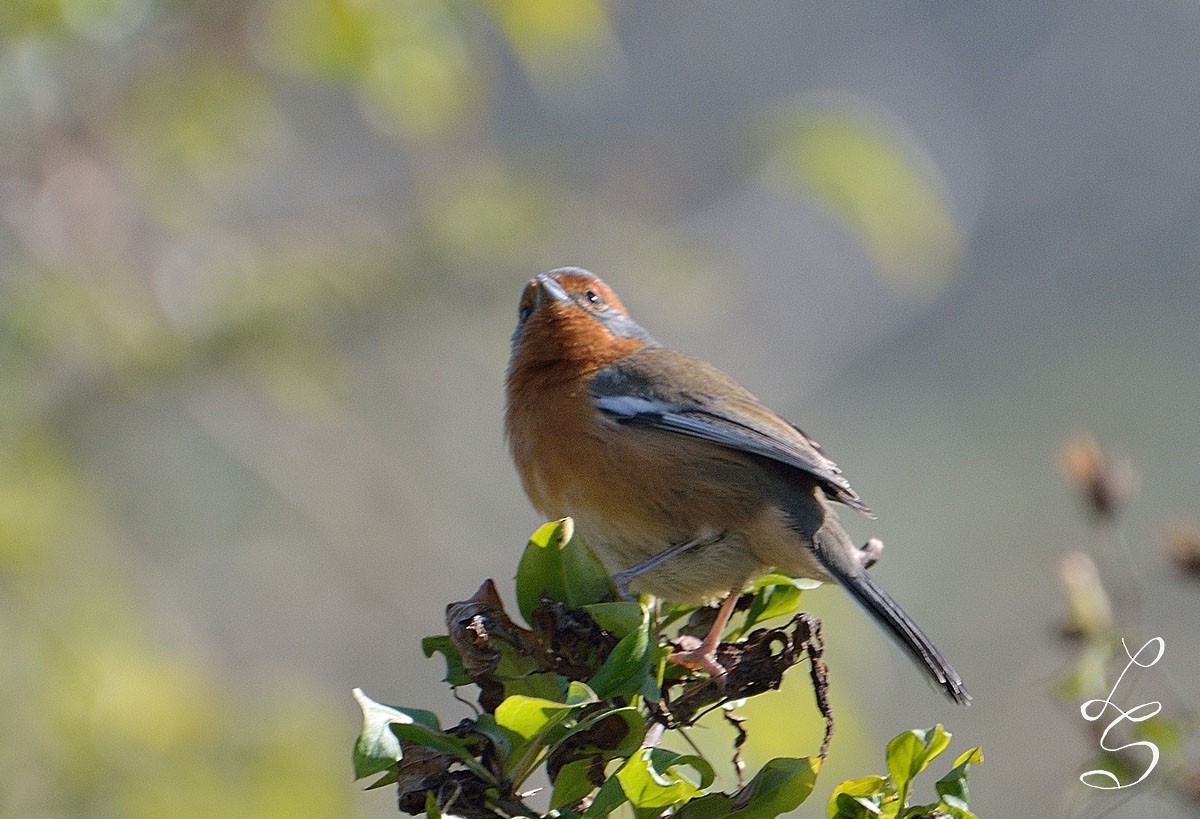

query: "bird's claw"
left=611, top=570, right=637, bottom=602
left=668, top=639, right=728, bottom=691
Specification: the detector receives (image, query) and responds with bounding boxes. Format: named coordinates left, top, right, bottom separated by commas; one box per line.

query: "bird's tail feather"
left=831, top=563, right=972, bottom=706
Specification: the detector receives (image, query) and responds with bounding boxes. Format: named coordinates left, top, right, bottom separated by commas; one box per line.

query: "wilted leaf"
left=583, top=772, right=630, bottom=818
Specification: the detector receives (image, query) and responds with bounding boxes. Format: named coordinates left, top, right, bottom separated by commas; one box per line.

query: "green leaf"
left=588, top=606, right=656, bottom=699
left=493, top=682, right=597, bottom=746
left=473, top=713, right=520, bottom=761
left=677, top=793, right=736, bottom=819
left=363, top=768, right=399, bottom=791
left=516, top=519, right=574, bottom=622
left=564, top=680, right=601, bottom=706
left=421, top=635, right=472, bottom=687
left=934, top=793, right=978, bottom=819
left=735, top=575, right=806, bottom=637
left=826, top=776, right=889, bottom=819
left=561, top=522, right=616, bottom=606
left=352, top=687, right=425, bottom=780
left=726, top=756, right=820, bottom=818
left=886, top=725, right=951, bottom=803
left=495, top=692, right=584, bottom=742
left=935, top=746, right=982, bottom=809
left=831, top=792, right=884, bottom=818
left=758, top=105, right=963, bottom=298
left=753, top=573, right=823, bottom=592
left=583, top=772, right=631, bottom=818
left=1055, top=640, right=1114, bottom=700
left=424, top=791, right=443, bottom=819
left=548, top=706, right=645, bottom=810
left=388, top=721, right=493, bottom=784
left=1135, top=714, right=1186, bottom=758
left=495, top=670, right=569, bottom=704
left=582, top=601, right=645, bottom=638
left=516, top=519, right=613, bottom=624
left=615, top=749, right=712, bottom=811
left=551, top=757, right=603, bottom=810
left=658, top=601, right=705, bottom=629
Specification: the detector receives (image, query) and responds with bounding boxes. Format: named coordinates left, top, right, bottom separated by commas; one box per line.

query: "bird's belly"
left=569, top=512, right=768, bottom=603
left=516, top=420, right=821, bottom=602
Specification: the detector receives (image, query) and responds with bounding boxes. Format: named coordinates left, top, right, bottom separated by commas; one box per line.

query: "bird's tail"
left=825, top=555, right=972, bottom=706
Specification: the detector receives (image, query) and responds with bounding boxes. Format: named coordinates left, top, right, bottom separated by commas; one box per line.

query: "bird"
left=504, top=266, right=970, bottom=705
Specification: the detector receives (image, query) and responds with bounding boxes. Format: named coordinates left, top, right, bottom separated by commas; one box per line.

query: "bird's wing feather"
left=590, top=348, right=874, bottom=517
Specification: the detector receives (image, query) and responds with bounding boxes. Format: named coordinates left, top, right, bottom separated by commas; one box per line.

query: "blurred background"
left=3, top=2, right=1199, bottom=817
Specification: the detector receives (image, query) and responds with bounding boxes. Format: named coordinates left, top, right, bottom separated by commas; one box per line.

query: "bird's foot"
left=610, top=569, right=637, bottom=601
left=668, top=636, right=728, bottom=689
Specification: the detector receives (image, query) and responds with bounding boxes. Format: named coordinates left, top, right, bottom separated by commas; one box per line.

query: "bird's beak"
left=533, top=273, right=571, bottom=308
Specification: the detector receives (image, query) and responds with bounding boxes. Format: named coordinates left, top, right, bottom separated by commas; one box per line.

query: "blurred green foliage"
left=757, top=101, right=962, bottom=299
left=0, top=2, right=967, bottom=815
left=0, top=1, right=625, bottom=815
left=0, top=436, right=355, bottom=817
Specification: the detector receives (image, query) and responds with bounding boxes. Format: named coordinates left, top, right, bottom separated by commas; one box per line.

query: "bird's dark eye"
left=585, top=290, right=601, bottom=305
left=518, top=304, right=533, bottom=323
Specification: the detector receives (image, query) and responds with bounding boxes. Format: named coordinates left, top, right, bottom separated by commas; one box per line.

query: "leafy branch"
left=353, top=518, right=981, bottom=817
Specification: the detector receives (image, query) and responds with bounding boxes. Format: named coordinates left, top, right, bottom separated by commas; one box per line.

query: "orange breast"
left=506, top=374, right=790, bottom=601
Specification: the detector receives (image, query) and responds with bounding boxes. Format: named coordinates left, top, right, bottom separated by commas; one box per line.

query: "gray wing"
left=590, top=348, right=873, bottom=517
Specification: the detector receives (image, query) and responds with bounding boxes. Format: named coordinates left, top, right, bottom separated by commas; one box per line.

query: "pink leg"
left=667, top=591, right=740, bottom=679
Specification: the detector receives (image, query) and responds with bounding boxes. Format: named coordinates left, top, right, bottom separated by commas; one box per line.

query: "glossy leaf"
left=735, top=574, right=811, bottom=637
left=473, top=712, right=519, bottom=761
left=421, top=635, right=472, bottom=686
left=831, top=791, right=885, bottom=818
left=935, top=746, right=983, bottom=808
left=826, top=776, right=890, bottom=819
left=516, top=518, right=612, bottom=622
left=551, top=757, right=602, bottom=810
left=677, top=793, right=736, bottom=819
left=614, top=749, right=712, bottom=811
left=516, top=519, right=574, bottom=622
left=726, top=756, right=821, bottom=818
left=588, top=605, right=656, bottom=699
left=561, top=522, right=617, bottom=606
left=495, top=689, right=588, bottom=742
left=886, top=724, right=951, bottom=802
left=582, top=600, right=645, bottom=638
